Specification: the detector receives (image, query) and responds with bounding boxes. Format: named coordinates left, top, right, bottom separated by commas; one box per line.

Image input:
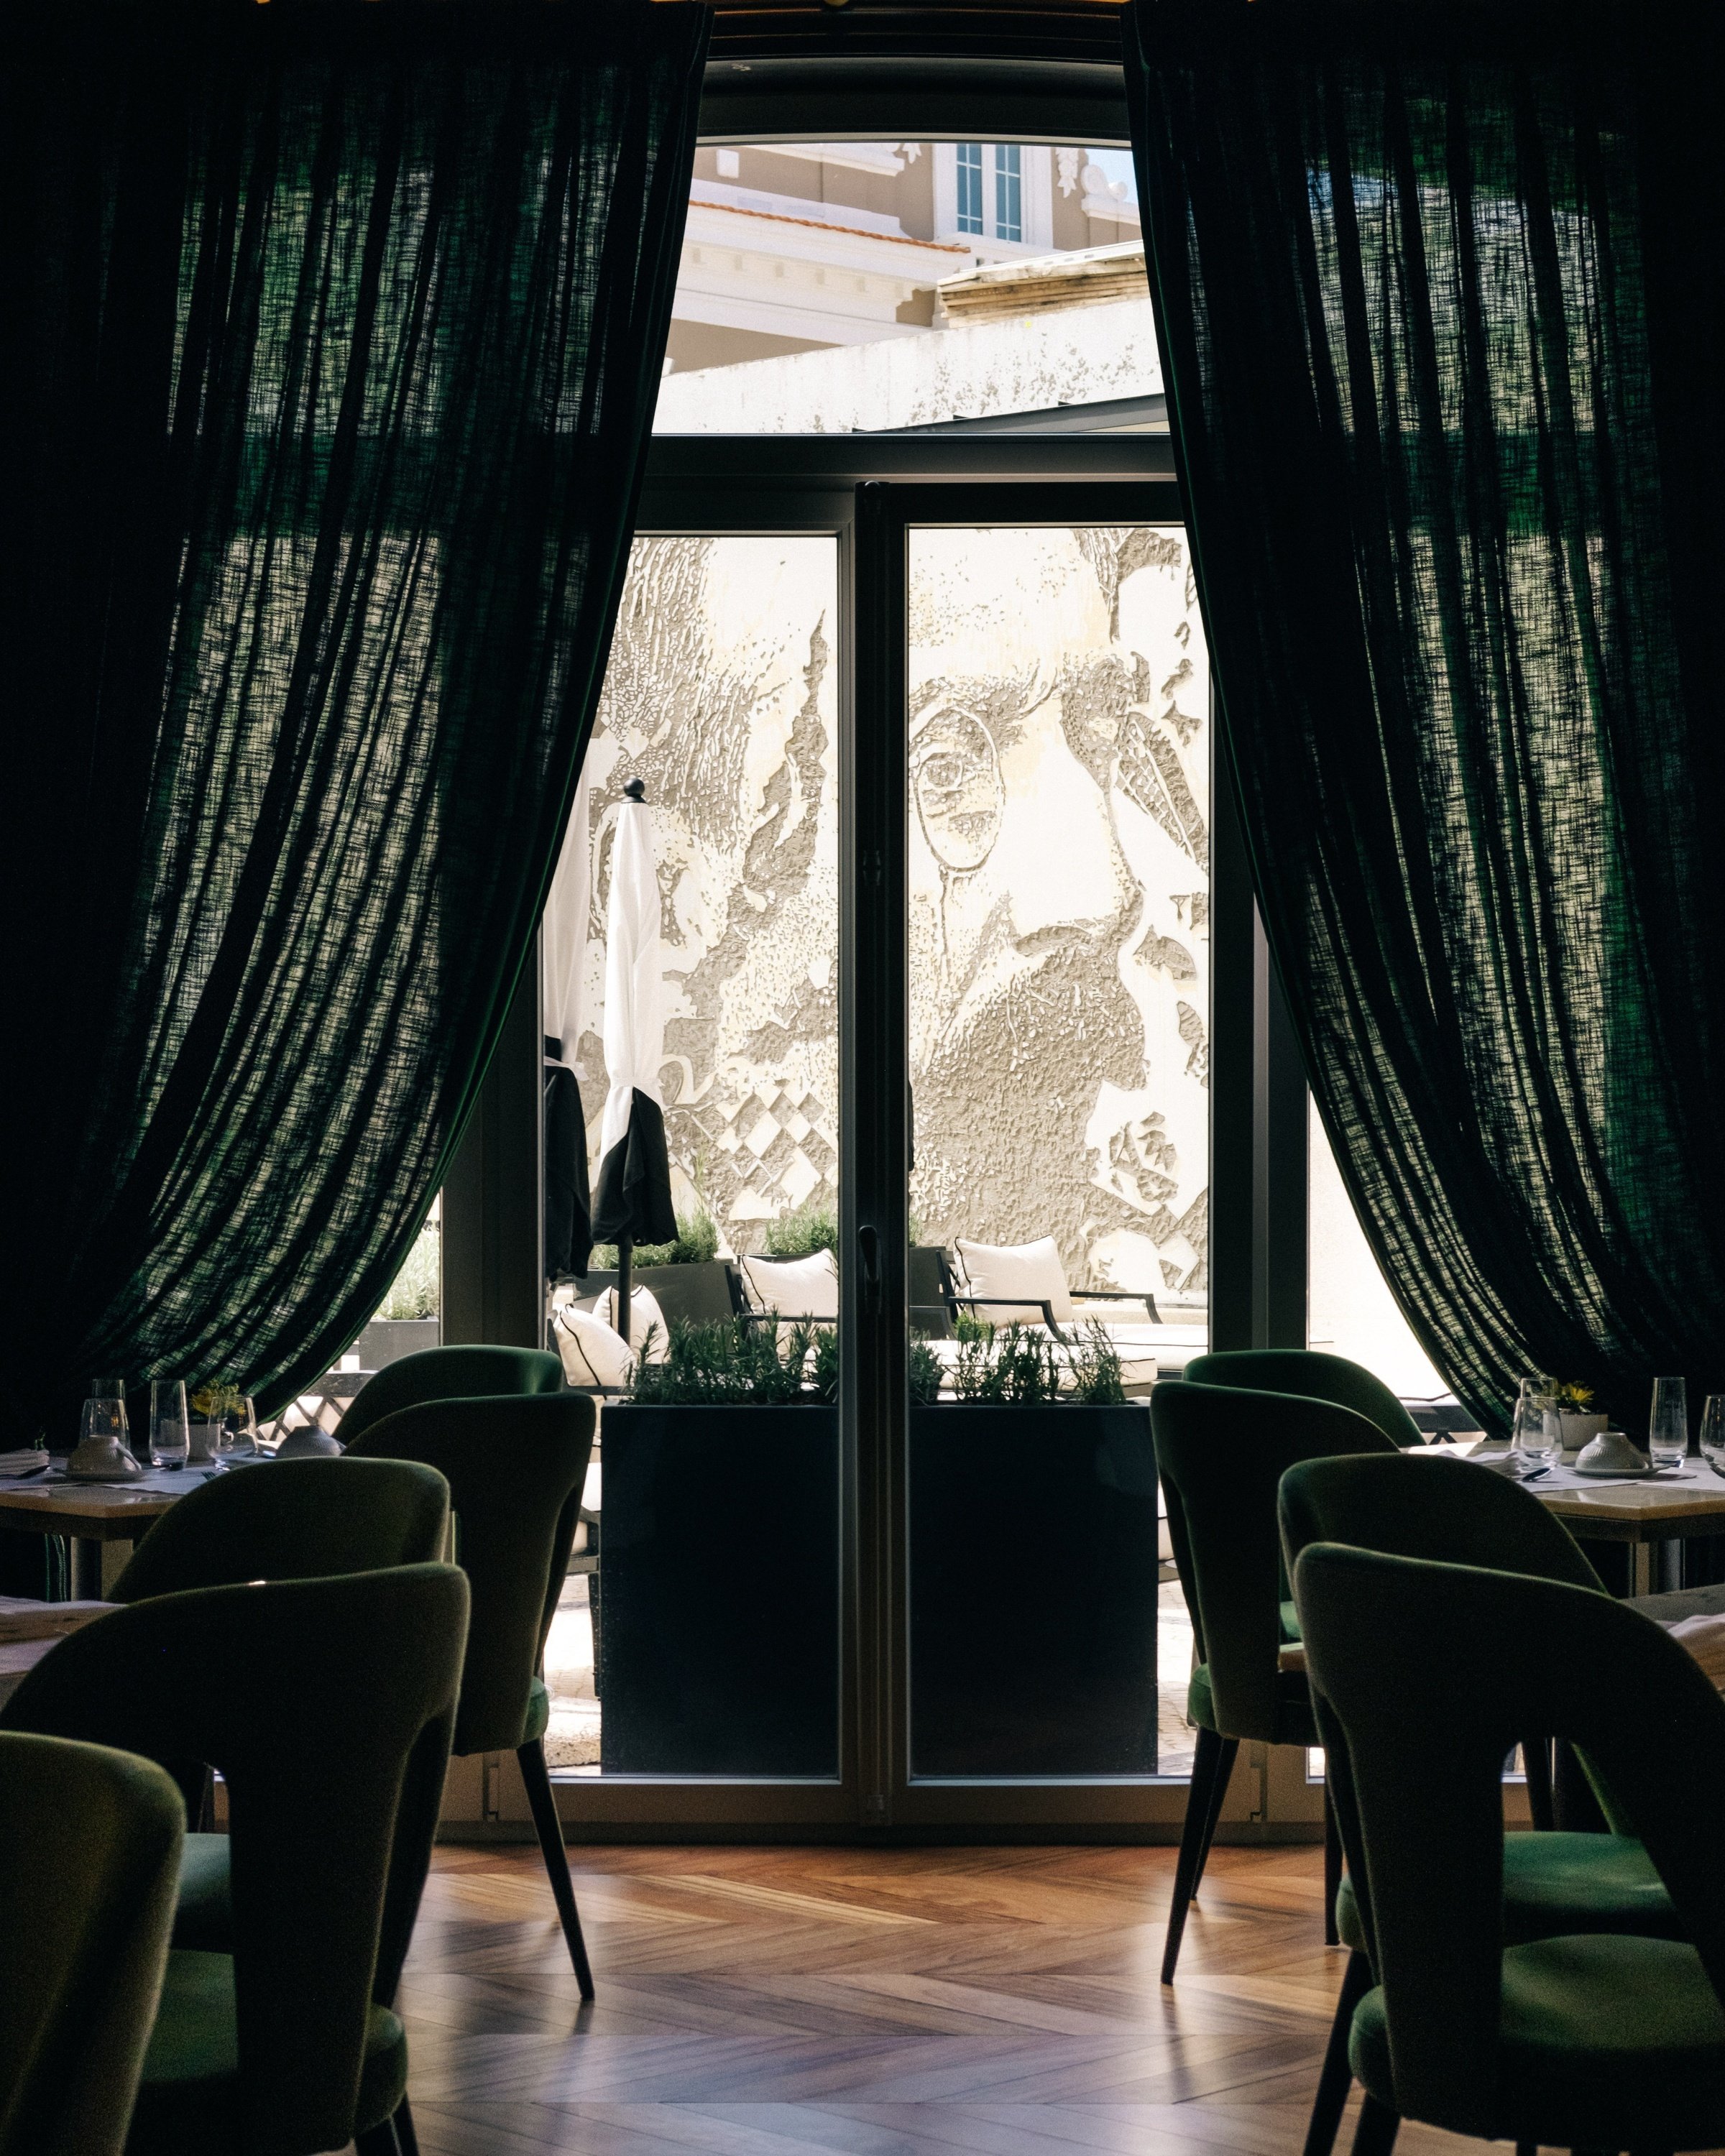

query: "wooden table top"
left=0, top=1635, right=60, bottom=1708
left=0, top=1468, right=222, bottom=1539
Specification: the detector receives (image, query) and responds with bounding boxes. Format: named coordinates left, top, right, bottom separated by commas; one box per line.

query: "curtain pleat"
left=1125, top=0, right=1725, bottom=1432
left=1, top=0, right=708, bottom=1436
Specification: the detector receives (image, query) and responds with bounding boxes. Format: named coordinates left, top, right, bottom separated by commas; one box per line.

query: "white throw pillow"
left=952, top=1235, right=1074, bottom=1326
left=594, top=1285, right=668, bottom=1361
left=740, top=1248, right=840, bottom=1321
left=555, top=1308, right=637, bottom=1391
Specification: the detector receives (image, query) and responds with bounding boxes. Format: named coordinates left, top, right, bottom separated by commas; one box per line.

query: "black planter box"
left=908, top=1403, right=1159, bottom=1777
left=597, top=1404, right=840, bottom=1776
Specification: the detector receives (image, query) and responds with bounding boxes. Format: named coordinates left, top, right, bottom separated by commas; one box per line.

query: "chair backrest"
left=0, top=1731, right=183, bottom=2156
left=334, top=1344, right=564, bottom=1450
left=1182, top=1348, right=1427, bottom=1449
left=1293, top=1542, right=1725, bottom=2139
left=344, top=1392, right=595, bottom=1754
left=1278, top=1450, right=1604, bottom=1593
left=109, top=1455, right=450, bottom=1602
left=1151, top=1380, right=1397, bottom=1740
left=1, top=1566, right=469, bottom=2156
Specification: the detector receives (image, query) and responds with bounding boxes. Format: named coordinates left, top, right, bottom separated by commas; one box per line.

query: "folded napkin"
left=0, top=1447, right=48, bottom=1475
left=1668, top=1615, right=1725, bottom=1692
left=0, top=1597, right=116, bottom=1644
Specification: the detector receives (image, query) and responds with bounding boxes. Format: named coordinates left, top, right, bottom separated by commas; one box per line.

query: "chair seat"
left=172, top=1833, right=231, bottom=1953
left=1187, top=1659, right=1317, bottom=1749
left=125, top=1948, right=406, bottom=2154
left=1335, top=1831, right=1678, bottom=1955
left=1350, top=1934, right=1725, bottom=2150
left=523, top=1674, right=549, bottom=1748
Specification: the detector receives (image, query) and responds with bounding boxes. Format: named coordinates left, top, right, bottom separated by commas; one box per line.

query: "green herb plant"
left=763, top=1204, right=839, bottom=1258
left=592, top=1208, right=719, bottom=1271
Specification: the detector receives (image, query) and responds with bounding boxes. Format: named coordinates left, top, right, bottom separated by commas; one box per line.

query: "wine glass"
left=1701, top=1396, right=1725, bottom=1479
left=149, top=1380, right=189, bottom=1470
left=217, top=1395, right=258, bottom=1457
left=1650, top=1375, right=1689, bottom=1472
left=1512, top=1381, right=1561, bottom=1475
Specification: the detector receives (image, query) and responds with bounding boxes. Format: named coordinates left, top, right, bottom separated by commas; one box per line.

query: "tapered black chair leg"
left=1190, top=1733, right=1240, bottom=1899
left=518, top=1738, right=596, bottom=1997
left=1162, top=1726, right=1236, bottom=1984
left=1302, top=1950, right=1373, bottom=2156
left=394, top=2097, right=422, bottom=2156
left=1322, top=1777, right=1343, bottom=1945
left=1522, top=1735, right=1555, bottom=1830
left=1351, top=2093, right=1399, bottom=2156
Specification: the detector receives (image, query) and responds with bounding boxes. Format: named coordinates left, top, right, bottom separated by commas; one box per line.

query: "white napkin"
left=1668, top=1615, right=1725, bottom=1692
left=0, top=1447, right=48, bottom=1475
left=0, top=1597, right=115, bottom=1643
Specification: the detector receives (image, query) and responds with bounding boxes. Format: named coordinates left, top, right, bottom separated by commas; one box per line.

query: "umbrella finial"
left=623, top=776, right=647, bottom=803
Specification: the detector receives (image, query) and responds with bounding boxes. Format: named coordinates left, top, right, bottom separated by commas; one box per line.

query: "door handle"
left=858, top=1224, right=882, bottom=1319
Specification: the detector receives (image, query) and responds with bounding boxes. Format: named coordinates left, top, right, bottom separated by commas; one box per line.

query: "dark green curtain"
left=1125, top=0, right=1725, bottom=1433
left=2, top=0, right=707, bottom=1440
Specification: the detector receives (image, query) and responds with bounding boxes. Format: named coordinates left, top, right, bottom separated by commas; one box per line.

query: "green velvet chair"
left=1279, top=1452, right=1680, bottom=2156
left=1182, top=1349, right=1427, bottom=1450
left=1294, top=1539, right=1725, bottom=2156
left=110, top=1455, right=450, bottom=1603
left=105, top=1455, right=451, bottom=1960
left=0, top=1565, right=469, bottom=2156
left=0, top=1731, right=183, bottom=2156
left=1151, top=1380, right=1398, bottom=1982
left=345, top=1390, right=598, bottom=1996
left=334, top=1344, right=564, bottom=1451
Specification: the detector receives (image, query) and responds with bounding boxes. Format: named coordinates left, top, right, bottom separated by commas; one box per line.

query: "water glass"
left=1701, top=1395, right=1725, bottom=1477
left=80, top=1381, right=129, bottom=1450
left=1650, top=1374, right=1689, bottom=1470
left=149, top=1380, right=190, bottom=1470
left=1512, top=1381, right=1561, bottom=1472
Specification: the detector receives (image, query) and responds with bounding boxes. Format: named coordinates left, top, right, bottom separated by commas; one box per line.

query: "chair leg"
left=517, top=1738, right=596, bottom=1998
left=1162, top=1726, right=1237, bottom=1984
left=1322, top=1776, right=1342, bottom=1946
left=1350, top=2093, right=1399, bottom=2156
left=1302, top=1949, right=1373, bottom=2156
left=353, top=2123, right=401, bottom=2156
left=394, top=2097, right=421, bottom=2156
left=1190, top=1732, right=1240, bottom=1899
left=1522, top=1736, right=1555, bottom=1831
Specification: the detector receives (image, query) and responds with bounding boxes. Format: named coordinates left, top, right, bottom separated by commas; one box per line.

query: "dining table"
left=1471, top=1447, right=1725, bottom=1596
left=0, top=1460, right=252, bottom=1598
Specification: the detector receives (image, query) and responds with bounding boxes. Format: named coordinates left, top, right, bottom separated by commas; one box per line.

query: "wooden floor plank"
left=372, top=1841, right=1716, bottom=2156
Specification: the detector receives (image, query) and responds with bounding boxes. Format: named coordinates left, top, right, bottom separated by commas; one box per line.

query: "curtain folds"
left=1125, top=0, right=1725, bottom=1431
left=3, top=0, right=707, bottom=1436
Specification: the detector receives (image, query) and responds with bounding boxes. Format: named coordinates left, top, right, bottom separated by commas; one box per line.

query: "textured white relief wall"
left=565, top=525, right=1208, bottom=1301
left=572, top=537, right=841, bottom=1241
left=908, top=528, right=1208, bottom=1302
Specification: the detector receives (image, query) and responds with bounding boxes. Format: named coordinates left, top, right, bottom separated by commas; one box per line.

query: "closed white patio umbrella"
left=590, top=778, right=676, bottom=1342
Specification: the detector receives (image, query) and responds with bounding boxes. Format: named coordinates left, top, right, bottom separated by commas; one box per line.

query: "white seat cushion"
left=740, top=1249, right=839, bottom=1321
left=554, top=1308, right=637, bottom=1391
left=952, top=1235, right=1075, bottom=1326
left=593, top=1285, right=668, bottom=1360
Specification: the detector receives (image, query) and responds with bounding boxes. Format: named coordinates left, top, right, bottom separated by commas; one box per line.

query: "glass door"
left=542, top=461, right=1264, bottom=1838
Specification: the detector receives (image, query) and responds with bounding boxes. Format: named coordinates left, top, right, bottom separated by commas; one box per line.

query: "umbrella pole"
left=617, top=1235, right=632, bottom=1347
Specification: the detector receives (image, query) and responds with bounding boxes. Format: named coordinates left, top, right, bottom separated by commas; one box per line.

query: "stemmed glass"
left=1701, top=1396, right=1725, bottom=1479
left=222, top=1396, right=258, bottom=1457
left=1650, top=1375, right=1689, bottom=1473
left=149, top=1381, right=189, bottom=1470
left=1512, top=1381, right=1562, bottom=1475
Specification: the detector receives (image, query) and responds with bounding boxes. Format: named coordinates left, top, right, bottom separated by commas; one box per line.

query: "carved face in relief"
left=906, top=527, right=1210, bottom=1296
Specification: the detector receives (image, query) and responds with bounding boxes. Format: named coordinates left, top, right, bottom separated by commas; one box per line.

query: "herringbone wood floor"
left=387, top=1842, right=1500, bottom=2156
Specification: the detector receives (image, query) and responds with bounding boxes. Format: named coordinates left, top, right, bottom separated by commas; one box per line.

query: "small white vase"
left=1559, top=1411, right=1609, bottom=1451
